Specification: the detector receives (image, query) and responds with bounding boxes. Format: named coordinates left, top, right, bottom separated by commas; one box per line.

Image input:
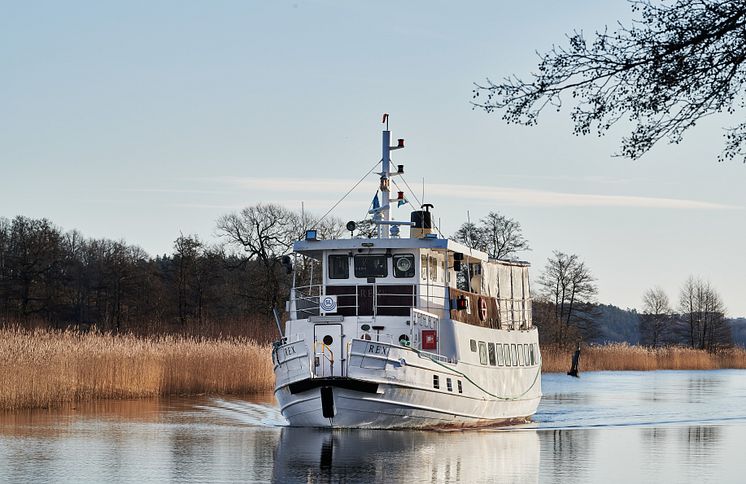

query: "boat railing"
left=312, top=341, right=336, bottom=377
left=290, top=283, right=446, bottom=319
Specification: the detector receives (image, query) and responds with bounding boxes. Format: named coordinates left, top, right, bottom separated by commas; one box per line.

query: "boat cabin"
left=288, top=235, right=532, bottom=332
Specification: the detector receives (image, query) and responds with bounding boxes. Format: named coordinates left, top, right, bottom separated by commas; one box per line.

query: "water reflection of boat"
left=272, top=118, right=542, bottom=428
left=271, top=427, right=540, bottom=483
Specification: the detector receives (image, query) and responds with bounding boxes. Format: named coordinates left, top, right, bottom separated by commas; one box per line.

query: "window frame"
left=478, top=341, right=488, bottom=365
left=496, top=343, right=504, bottom=366
left=353, top=254, right=388, bottom=278
left=487, top=342, right=496, bottom=366
left=511, top=344, right=518, bottom=366
left=327, top=254, right=350, bottom=280
left=393, top=253, right=415, bottom=278
left=433, top=374, right=440, bottom=389
left=429, top=256, right=438, bottom=281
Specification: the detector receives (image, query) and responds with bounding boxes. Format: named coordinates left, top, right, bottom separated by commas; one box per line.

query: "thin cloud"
left=204, top=176, right=740, bottom=210
left=122, top=188, right=225, bottom=195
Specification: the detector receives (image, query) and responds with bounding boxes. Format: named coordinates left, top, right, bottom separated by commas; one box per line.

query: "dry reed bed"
left=0, top=328, right=273, bottom=411
left=541, top=343, right=746, bottom=373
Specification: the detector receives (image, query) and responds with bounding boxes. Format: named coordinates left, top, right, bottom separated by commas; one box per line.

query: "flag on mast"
left=372, top=191, right=380, bottom=210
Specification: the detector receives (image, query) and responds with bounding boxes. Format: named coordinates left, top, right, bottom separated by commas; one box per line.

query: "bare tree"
left=453, top=221, right=487, bottom=252
left=640, top=287, right=672, bottom=347
left=678, top=276, right=731, bottom=350
left=453, top=212, right=529, bottom=259
left=474, top=0, right=746, bottom=161
left=481, top=212, right=530, bottom=260
left=536, top=251, right=598, bottom=346
left=216, top=204, right=301, bottom=313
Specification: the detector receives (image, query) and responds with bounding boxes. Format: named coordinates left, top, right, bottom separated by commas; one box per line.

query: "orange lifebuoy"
left=478, top=297, right=488, bottom=321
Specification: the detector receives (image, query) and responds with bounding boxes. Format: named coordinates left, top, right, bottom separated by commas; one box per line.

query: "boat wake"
left=197, top=399, right=288, bottom=428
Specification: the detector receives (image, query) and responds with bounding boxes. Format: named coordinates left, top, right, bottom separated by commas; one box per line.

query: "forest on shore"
left=0, top=207, right=742, bottom=351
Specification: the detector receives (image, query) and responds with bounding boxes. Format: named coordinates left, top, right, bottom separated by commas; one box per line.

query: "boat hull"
left=273, top=331, right=542, bottom=429
left=276, top=377, right=540, bottom=429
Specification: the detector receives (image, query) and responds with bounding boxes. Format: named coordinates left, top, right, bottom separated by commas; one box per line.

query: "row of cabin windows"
left=469, top=339, right=538, bottom=367
left=328, top=254, right=415, bottom=280
left=433, top=375, right=463, bottom=393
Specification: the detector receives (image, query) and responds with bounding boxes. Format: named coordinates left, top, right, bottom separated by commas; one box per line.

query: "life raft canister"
left=478, top=297, right=488, bottom=322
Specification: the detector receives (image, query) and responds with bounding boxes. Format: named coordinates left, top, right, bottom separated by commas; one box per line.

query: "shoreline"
left=3, top=328, right=746, bottom=411
left=541, top=343, right=746, bottom=373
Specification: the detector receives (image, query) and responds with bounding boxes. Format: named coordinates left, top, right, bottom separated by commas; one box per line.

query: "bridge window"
left=433, top=375, right=440, bottom=389
left=488, top=343, right=496, bottom=366
left=354, top=254, right=388, bottom=278
left=393, top=254, right=415, bottom=278
left=470, top=339, right=477, bottom=352
left=457, top=380, right=463, bottom=393
left=429, top=257, right=438, bottom=281
left=511, top=344, right=518, bottom=366
left=496, top=343, right=505, bottom=366
left=328, top=255, right=349, bottom=279
left=504, top=344, right=512, bottom=366
left=478, top=341, right=488, bottom=365
left=446, top=378, right=453, bottom=392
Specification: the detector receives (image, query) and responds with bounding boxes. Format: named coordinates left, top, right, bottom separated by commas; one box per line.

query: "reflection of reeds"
left=541, top=343, right=746, bottom=373
left=0, top=328, right=273, bottom=411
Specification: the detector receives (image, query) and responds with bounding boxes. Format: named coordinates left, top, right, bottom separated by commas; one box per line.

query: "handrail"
left=291, top=282, right=438, bottom=319
left=313, top=341, right=335, bottom=377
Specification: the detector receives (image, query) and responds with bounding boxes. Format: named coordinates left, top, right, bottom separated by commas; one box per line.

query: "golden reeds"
left=0, top=327, right=274, bottom=411
left=4, top=327, right=746, bottom=411
left=541, top=343, right=746, bottom=373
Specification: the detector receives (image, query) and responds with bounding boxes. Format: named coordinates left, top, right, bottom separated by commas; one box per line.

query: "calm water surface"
left=2, top=370, right=746, bottom=483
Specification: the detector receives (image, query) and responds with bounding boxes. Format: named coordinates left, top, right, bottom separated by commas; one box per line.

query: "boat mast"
left=377, top=113, right=404, bottom=238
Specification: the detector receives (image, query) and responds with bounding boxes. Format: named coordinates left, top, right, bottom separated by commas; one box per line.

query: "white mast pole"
left=380, top=126, right=391, bottom=238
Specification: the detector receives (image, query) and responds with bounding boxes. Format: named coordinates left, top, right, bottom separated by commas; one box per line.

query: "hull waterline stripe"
left=337, top=393, right=539, bottom=421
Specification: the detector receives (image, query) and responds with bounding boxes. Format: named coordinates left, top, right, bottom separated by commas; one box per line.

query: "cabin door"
left=357, top=285, right=375, bottom=316
left=314, top=324, right=343, bottom=377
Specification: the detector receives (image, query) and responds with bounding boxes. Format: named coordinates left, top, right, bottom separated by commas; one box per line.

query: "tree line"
left=0, top=209, right=340, bottom=340
left=640, top=278, right=731, bottom=351
left=0, top=207, right=734, bottom=350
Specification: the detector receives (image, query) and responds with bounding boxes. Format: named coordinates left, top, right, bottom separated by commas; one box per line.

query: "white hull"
left=276, top=383, right=540, bottom=429
left=274, top=329, right=542, bottom=429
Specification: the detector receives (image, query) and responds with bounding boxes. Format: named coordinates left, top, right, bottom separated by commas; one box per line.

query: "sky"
left=1, top=1, right=744, bottom=315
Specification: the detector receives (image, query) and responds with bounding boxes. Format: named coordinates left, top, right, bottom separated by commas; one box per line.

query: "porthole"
left=399, top=334, right=410, bottom=346
left=323, top=335, right=333, bottom=345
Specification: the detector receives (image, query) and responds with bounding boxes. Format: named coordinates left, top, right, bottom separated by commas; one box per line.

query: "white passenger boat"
left=272, top=118, right=542, bottom=429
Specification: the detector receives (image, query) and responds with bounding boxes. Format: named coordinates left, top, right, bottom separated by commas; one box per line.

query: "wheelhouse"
left=287, top=237, right=532, bottom=332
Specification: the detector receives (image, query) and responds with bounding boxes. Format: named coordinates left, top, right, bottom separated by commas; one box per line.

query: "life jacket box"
left=421, top=330, right=437, bottom=350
